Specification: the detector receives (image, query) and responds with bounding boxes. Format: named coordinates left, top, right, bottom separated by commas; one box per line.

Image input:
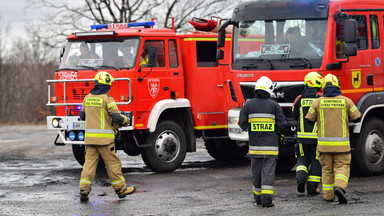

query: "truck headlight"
left=228, top=116, right=239, bottom=125
left=51, top=118, right=64, bottom=128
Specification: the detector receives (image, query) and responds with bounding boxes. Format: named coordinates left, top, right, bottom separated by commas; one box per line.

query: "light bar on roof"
left=74, top=31, right=116, bottom=37
left=90, top=21, right=155, bottom=30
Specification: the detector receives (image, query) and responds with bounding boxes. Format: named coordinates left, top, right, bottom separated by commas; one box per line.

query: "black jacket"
left=292, top=87, right=320, bottom=145
left=238, top=90, right=287, bottom=158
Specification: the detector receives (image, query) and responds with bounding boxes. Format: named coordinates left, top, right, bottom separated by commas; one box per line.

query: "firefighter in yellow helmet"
left=306, top=74, right=361, bottom=204
left=238, top=76, right=287, bottom=207
left=292, top=72, right=323, bottom=196
left=79, top=71, right=136, bottom=202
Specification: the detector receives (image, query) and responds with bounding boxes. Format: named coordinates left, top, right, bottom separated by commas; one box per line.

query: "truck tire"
left=72, top=145, right=105, bottom=168
left=141, top=120, right=187, bottom=172
left=204, top=138, right=248, bottom=160
left=352, top=117, right=384, bottom=176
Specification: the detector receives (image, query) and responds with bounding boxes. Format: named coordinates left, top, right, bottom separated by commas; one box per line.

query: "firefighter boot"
left=80, top=193, right=89, bottom=202
left=80, top=188, right=90, bottom=202
left=116, top=185, right=136, bottom=198
left=307, top=182, right=320, bottom=196
left=334, top=187, right=348, bottom=204
left=254, top=194, right=261, bottom=205
left=262, top=200, right=275, bottom=208
left=297, top=181, right=305, bottom=193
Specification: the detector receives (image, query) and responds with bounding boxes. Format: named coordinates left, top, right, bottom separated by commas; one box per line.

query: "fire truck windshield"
left=59, top=38, right=140, bottom=70
left=232, top=19, right=327, bottom=70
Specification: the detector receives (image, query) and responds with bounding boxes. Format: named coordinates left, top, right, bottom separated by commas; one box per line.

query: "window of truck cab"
left=232, top=19, right=327, bottom=70
left=336, top=15, right=368, bottom=58
left=59, top=39, right=140, bottom=70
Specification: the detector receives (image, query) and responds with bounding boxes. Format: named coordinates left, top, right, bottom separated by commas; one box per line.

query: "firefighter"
left=70, top=43, right=100, bottom=66
left=292, top=72, right=323, bottom=196
left=140, top=48, right=149, bottom=67
left=306, top=74, right=361, bottom=204
left=238, top=76, right=287, bottom=207
left=79, top=71, right=136, bottom=202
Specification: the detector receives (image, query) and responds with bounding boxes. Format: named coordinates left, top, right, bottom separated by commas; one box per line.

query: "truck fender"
left=147, top=99, right=191, bottom=132
left=353, top=92, right=384, bottom=133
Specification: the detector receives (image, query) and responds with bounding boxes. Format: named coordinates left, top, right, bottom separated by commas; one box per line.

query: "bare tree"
left=26, top=0, right=235, bottom=48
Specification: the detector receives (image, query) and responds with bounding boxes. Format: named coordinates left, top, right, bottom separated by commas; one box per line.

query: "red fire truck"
left=218, top=0, right=384, bottom=176
left=46, top=19, right=249, bottom=172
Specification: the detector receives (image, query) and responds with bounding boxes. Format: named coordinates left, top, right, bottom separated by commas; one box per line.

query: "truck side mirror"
left=147, top=46, right=157, bottom=67
left=344, top=19, right=357, bottom=43
left=217, top=19, right=231, bottom=48
left=216, top=49, right=224, bottom=60
left=344, top=19, right=357, bottom=57
left=60, top=47, right=65, bottom=63
left=344, top=43, right=357, bottom=56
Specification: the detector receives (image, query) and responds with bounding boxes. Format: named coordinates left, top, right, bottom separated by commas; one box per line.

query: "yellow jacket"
left=81, top=94, right=127, bottom=145
left=306, top=95, right=361, bottom=153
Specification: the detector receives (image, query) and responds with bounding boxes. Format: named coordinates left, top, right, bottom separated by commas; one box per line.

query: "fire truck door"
left=195, top=41, right=227, bottom=128
left=369, top=14, right=384, bottom=91
left=136, top=40, right=181, bottom=114
left=334, top=15, right=373, bottom=101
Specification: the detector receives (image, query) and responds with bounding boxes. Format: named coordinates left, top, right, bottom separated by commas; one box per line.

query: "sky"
left=0, top=0, right=46, bottom=37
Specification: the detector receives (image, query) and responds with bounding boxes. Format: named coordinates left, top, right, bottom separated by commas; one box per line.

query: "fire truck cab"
left=46, top=20, right=248, bottom=172
left=219, top=0, right=384, bottom=176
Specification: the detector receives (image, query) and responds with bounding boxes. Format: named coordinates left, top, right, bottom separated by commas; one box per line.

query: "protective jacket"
left=292, top=87, right=320, bottom=145
left=80, top=86, right=128, bottom=146
left=239, top=91, right=287, bottom=158
left=306, top=87, right=361, bottom=153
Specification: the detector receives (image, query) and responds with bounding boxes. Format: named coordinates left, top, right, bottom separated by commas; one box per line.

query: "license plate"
left=73, top=122, right=85, bottom=129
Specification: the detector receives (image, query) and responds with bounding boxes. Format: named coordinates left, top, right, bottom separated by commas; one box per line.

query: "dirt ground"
left=1, top=125, right=384, bottom=215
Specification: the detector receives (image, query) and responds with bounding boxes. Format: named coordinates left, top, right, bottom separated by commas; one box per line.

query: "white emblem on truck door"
left=148, top=78, right=160, bottom=98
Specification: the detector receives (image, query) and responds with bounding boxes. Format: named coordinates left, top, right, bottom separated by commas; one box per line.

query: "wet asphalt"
left=1, top=125, right=384, bottom=215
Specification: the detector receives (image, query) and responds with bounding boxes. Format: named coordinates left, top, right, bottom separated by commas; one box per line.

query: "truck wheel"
left=353, top=117, right=384, bottom=176
left=204, top=138, right=248, bottom=160
left=72, top=145, right=105, bottom=168
left=141, top=120, right=187, bottom=172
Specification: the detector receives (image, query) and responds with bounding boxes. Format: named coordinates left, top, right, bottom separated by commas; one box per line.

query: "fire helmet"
left=255, top=76, right=274, bottom=95
left=304, top=72, right=323, bottom=88
left=94, top=71, right=114, bottom=86
left=322, top=73, right=340, bottom=89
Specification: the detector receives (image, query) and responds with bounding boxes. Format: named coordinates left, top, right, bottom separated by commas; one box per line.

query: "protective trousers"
left=252, top=157, right=276, bottom=205
left=79, top=143, right=127, bottom=194
left=295, top=143, right=322, bottom=194
left=318, top=153, right=351, bottom=200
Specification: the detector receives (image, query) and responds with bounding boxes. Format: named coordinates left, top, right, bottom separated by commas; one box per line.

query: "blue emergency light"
left=91, top=21, right=155, bottom=30
left=91, top=24, right=108, bottom=30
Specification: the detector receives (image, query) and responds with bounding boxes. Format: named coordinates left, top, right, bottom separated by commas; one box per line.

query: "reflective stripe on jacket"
left=238, top=96, right=287, bottom=158
left=292, top=88, right=320, bottom=145
left=81, top=93, right=127, bottom=145
left=305, top=95, right=361, bottom=153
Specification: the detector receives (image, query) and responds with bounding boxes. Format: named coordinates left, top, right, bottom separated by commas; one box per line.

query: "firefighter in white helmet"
left=292, top=72, right=323, bottom=196
left=238, top=76, right=287, bottom=207
left=79, top=71, right=136, bottom=202
left=306, top=74, right=361, bottom=204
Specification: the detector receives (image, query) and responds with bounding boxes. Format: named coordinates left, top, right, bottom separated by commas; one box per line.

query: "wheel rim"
left=154, top=130, right=180, bottom=163
left=365, top=130, right=384, bottom=165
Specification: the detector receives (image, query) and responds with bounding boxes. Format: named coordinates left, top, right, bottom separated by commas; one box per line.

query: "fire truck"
left=218, top=0, right=384, bottom=176
left=46, top=19, right=249, bottom=172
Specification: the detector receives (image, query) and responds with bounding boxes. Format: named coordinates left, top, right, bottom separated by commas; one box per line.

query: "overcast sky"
left=0, top=0, right=46, bottom=37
